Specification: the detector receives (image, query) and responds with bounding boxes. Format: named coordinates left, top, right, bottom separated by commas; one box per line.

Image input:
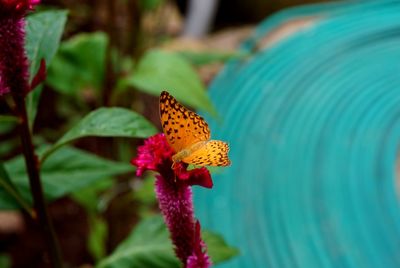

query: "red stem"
left=13, top=95, right=63, bottom=268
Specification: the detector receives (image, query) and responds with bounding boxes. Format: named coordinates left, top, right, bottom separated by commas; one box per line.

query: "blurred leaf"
left=26, top=10, right=68, bottom=81
left=133, top=176, right=157, bottom=218
left=73, top=180, right=112, bottom=261
left=0, top=115, right=19, bottom=123
left=139, top=0, right=163, bottom=11
left=0, top=146, right=133, bottom=210
left=178, top=51, right=249, bottom=66
left=0, top=117, right=18, bottom=155
left=25, top=10, right=67, bottom=129
left=41, top=107, right=157, bottom=163
left=47, top=32, right=108, bottom=95
left=117, top=139, right=134, bottom=163
left=203, top=231, right=239, bottom=264
left=97, top=215, right=238, bottom=267
left=89, top=216, right=108, bottom=262
left=0, top=185, right=21, bottom=210
left=120, top=49, right=217, bottom=116
left=72, top=178, right=113, bottom=213
left=25, top=86, right=43, bottom=130
left=0, top=163, right=32, bottom=214
left=97, top=216, right=180, bottom=268
left=0, top=120, right=16, bottom=135
left=0, top=139, right=19, bottom=159
left=0, top=254, right=10, bottom=268
left=133, top=176, right=156, bottom=205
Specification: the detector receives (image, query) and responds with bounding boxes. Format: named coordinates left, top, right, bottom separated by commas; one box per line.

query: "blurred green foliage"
left=179, top=50, right=249, bottom=66
left=203, top=231, right=240, bottom=264
left=25, top=10, right=67, bottom=129
left=97, top=216, right=238, bottom=268
left=41, top=107, right=157, bottom=163
left=88, top=216, right=109, bottom=261
left=139, top=0, right=164, bottom=11
left=47, top=32, right=108, bottom=96
left=0, top=254, right=10, bottom=268
left=0, top=163, right=31, bottom=214
left=119, top=49, right=217, bottom=115
left=0, top=2, right=239, bottom=267
left=97, top=216, right=181, bottom=268
left=1, top=146, right=133, bottom=210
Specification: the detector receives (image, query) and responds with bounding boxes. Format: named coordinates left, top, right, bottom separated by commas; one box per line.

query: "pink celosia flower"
left=0, top=0, right=40, bottom=96
left=132, top=133, right=213, bottom=188
left=131, top=133, right=212, bottom=267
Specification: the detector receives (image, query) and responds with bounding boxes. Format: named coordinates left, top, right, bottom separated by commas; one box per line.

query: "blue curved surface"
left=194, top=1, right=400, bottom=267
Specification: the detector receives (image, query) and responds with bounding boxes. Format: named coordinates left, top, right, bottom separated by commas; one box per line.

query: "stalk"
left=13, top=95, right=63, bottom=268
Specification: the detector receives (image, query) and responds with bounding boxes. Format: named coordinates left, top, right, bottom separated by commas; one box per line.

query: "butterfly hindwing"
left=182, top=140, right=230, bottom=167
left=160, top=91, right=210, bottom=153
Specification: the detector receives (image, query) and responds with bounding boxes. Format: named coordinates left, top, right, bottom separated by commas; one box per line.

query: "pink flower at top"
left=1, top=0, right=40, bottom=14
left=0, top=0, right=40, bottom=96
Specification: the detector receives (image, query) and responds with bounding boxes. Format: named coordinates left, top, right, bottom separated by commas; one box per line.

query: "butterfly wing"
left=160, top=91, right=211, bottom=153
left=182, top=140, right=230, bottom=166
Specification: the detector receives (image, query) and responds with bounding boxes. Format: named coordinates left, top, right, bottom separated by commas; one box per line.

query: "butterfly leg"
left=171, top=162, right=178, bottom=182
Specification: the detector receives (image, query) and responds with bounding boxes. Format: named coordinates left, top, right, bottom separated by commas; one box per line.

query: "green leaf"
left=97, top=216, right=180, bottom=268
left=0, top=163, right=32, bottom=214
left=47, top=32, right=108, bottom=95
left=133, top=176, right=158, bottom=218
left=25, top=10, right=68, bottom=129
left=25, top=86, right=43, bottom=130
left=73, top=180, right=113, bottom=261
left=72, top=178, right=113, bottom=213
left=139, top=0, right=164, bottom=11
left=120, top=49, right=217, bottom=116
left=0, top=139, right=19, bottom=159
left=96, top=215, right=238, bottom=267
left=26, top=10, right=68, bottom=81
left=0, top=115, right=19, bottom=123
left=0, top=254, right=11, bottom=268
left=0, top=116, right=18, bottom=146
left=178, top=51, right=249, bottom=66
left=89, top=216, right=108, bottom=261
left=203, top=231, right=239, bottom=264
left=41, top=107, right=157, bottom=163
left=0, top=146, right=133, bottom=210
left=0, top=120, right=16, bottom=135
left=133, top=176, right=156, bottom=205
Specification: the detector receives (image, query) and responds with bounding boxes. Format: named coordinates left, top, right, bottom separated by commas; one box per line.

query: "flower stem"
left=13, top=95, right=63, bottom=268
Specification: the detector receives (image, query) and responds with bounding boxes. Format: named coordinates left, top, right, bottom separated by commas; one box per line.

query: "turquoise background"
left=195, top=1, right=400, bottom=267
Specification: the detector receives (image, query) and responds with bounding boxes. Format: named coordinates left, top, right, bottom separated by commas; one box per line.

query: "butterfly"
left=159, top=91, right=231, bottom=167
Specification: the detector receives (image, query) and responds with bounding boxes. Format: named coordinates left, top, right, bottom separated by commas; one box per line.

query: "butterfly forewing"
left=159, top=91, right=211, bottom=153
left=182, top=140, right=230, bottom=166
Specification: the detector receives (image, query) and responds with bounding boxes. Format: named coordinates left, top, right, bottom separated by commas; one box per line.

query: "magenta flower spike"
left=0, top=0, right=40, bottom=96
left=132, top=133, right=212, bottom=267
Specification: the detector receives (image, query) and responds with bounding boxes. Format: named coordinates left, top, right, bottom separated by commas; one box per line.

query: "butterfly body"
left=172, top=141, right=208, bottom=163
left=159, top=91, right=231, bottom=167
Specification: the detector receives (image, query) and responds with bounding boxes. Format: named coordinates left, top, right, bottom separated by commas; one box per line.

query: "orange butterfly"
left=159, top=91, right=230, bottom=167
